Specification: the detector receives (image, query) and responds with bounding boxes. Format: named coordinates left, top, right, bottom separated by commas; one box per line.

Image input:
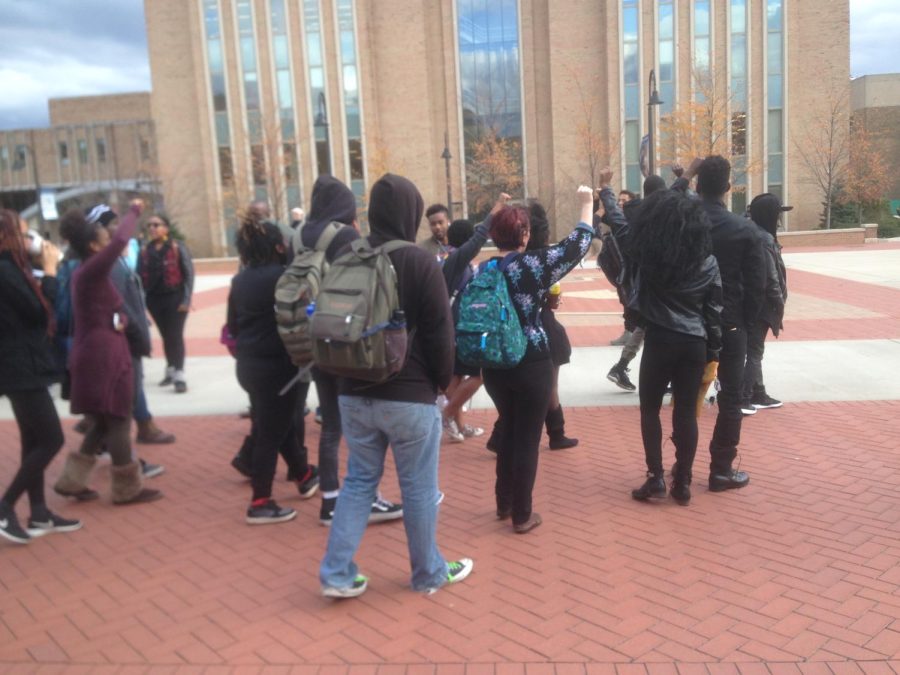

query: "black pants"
left=3, top=389, right=65, bottom=509
left=483, top=357, right=554, bottom=526
left=313, top=368, right=341, bottom=494
left=237, top=357, right=306, bottom=501
left=146, top=291, right=187, bottom=371
left=638, top=329, right=706, bottom=479
left=709, top=326, right=748, bottom=474
left=741, top=321, right=771, bottom=403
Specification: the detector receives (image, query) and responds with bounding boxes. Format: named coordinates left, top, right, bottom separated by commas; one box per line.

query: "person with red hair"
left=481, top=185, right=597, bottom=534
left=0, top=210, right=81, bottom=544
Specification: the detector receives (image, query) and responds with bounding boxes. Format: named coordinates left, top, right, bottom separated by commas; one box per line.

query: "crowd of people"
left=0, top=154, right=788, bottom=600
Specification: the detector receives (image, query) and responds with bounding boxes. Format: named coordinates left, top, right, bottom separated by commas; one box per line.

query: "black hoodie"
left=298, top=175, right=361, bottom=262
left=339, top=174, right=455, bottom=402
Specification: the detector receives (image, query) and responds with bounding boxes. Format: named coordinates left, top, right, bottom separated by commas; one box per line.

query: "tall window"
left=269, top=0, right=302, bottom=211
left=336, top=0, right=365, bottom=202
left=767, top=0, right=785, bottom=202
left=203, top=0, right=233, bottom=189
left=622, top=0, right=641, bottom=192
left=658, top=0, right=675, bottom=116
left=78, top=139, right=89, bottom=165
left=0, top=145, right=7, bottom=172
left=58, top=141, right=69, bottom=166
left=694, top=0, right=711, bottom=98
left=457, top=0, right=523, bottom=217
left=303, top=0, right=331, bottom=176
left=96, top=138, right=107, bottom=163
left=236, top=0, right=265, bottom=200
left=730, top=0, right=748, bottom=213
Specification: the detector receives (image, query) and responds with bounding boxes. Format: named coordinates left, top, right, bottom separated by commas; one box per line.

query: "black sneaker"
left=319, top=497, right=337, bottom=526
left=740, top=401, right=758, bottom=416
left=246, top=499, right=297, bottom=525
left=26, top=511, right=83, bottom=537
left=369, top=496, right=403, bottom=523
left=670, top=482, right=691, bottom=506
left=0, top=503, right=30, bottom=545
left=631, top=473, right=667, bottom=501
left=709, top=469, right=750, bottom=492
left=607, top=364, right=636, bottom=392
left=174, top=381, right=187, bottom=394
left=140, top=459, right=165, bottom=479
left=297, top=465, right=319, bottom=499
left=322, top=574, right=368, bottom=598
left=752, top=393, right=783, bottom=409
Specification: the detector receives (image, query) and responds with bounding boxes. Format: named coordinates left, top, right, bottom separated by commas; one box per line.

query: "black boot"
left=631, top=472, right=667, bottom=501
left=546, top=406, right=578, bottom=450
left=670, top=466, right=692, bottom=506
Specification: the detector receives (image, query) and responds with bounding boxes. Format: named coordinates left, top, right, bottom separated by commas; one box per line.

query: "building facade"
left=146, top=0, right=850, bottom=256
left=851, top=73, right=900, bottom=211
left=0, top=93, right=158, bottom=233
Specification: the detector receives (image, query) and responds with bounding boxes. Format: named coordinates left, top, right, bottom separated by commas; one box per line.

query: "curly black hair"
left=236, top=219, right=286, bottom=267
left=696, top=155, right=731, bottom=198
left=59, top=209, right=104, bottom=260
left=626, top=189, right=712, bottom=288
left=447, top=219, right=473, bottom=248
left=525, top=199, right=550, bottom=250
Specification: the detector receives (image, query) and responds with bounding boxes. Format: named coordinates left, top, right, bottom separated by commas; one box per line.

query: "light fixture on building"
left=647, top=69, right=664, bottom=177
left=441, top=133, right=453, bottom=218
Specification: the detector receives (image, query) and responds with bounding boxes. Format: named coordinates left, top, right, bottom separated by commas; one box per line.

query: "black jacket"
left=339, top=174, right=455, bottom=402
left=699, top=199, right=766, bottom=329
left=758, top=230, right=787, bottom=335
left=0, top=253, right=59, bottom=394
left=227, top=263, right=295, bottom=363
left=296, top=175, right=361, bottom=262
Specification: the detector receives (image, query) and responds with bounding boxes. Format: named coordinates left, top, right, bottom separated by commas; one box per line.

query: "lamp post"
left=313, top=91, right=331, bottom=175
left=12, top=133, right=45, bottom=230
left=647, top=69, right=664, bottom=177
left=441, top=132, right=453, bottom=218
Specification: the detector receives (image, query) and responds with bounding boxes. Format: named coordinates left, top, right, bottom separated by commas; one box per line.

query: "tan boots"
left=54, top=453, right=162, bottom=505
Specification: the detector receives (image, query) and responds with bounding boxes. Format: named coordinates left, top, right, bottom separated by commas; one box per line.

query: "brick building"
left=144, top=0, right=849, bottom=256
left=851, top=73, right=900, bottom=212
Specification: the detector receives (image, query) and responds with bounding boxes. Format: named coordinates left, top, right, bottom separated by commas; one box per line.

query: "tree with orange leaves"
left=845, top=119, right=890, bottom=226
left=465, top=127, right=522, bottom=218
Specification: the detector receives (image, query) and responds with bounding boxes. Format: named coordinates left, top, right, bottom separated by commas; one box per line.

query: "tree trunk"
left=857, top=203, right=863, bottom=227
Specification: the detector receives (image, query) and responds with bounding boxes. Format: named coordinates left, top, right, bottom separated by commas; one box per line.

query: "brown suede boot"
left=111, top=462, right=163, bottom=505
left=136, top=419, right=176, bottom=444
left=53, top=452, right=99, bottom=501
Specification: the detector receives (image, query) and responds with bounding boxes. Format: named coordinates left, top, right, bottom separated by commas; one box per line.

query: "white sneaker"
left=460, top=424, right=484, bottom=438
left=442, top=418, right=465, bottom=443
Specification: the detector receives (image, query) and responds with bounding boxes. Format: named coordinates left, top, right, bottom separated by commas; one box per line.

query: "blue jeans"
left=131, top=357, right=151, bottom=423
left=320, top=396, right=448, bottom=592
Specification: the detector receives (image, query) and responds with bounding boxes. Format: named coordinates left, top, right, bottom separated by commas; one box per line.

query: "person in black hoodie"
left=0, top=209, right=81, bottom=544
left=319, top=174, right=473, bottom=598
left=691, top=156, right=766, bottom=491
left=741, top=193, right=789, bottom=411
left=297, top=175, right=402, bottom=526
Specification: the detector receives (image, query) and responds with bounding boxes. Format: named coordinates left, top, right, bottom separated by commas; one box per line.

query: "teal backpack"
left=455, top=254, right=526, bottom=369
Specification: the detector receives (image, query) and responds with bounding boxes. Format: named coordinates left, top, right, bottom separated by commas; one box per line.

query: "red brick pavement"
left=2, top=401, right=900, bottom=672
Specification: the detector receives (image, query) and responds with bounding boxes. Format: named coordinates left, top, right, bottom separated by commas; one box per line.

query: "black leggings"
left=237, top=357, right=306, bottom=501
left=483, top=357, right=554, bottom=525
left=638, top=329, right=706, bottom=480
left=3, top=389, right=65, bottom=509
left=146, top=292, right=187, bottom=371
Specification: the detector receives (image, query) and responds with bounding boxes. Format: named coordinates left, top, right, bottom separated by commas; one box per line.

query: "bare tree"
left=793, top=86, right=850, bottom=229
left=845, top=118, right=890, bottom=226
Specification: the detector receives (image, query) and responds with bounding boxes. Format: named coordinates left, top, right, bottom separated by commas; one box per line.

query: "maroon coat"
left=69, top=207, right=139, bottom=419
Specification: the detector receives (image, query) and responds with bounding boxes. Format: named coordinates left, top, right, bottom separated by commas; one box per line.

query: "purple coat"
left=69, top=207, right=140, bottom=419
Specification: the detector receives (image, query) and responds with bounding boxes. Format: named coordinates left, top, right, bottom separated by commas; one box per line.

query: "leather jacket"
left=758, top=230, right=787, bottom=335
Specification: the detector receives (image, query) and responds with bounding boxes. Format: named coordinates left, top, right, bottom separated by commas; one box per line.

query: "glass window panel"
left=282, top=115, right=295, bottom=140
left=251, top=145, right=266, bottom=185
left=346, top=110, right=361, bottom=137
left=659, top=3, right=674, bottom=39
left=248, top=110, right=262, bottom=142
left=626, top=164, right=642, bottom=193
left=625, top=84, right=639, bottom=119
left=277, top=70, right=293, bottom=108
left=659, top=44, right=674, bottom=81
left=731, top=35, right=747, bottom=78
left=768, top=183, right=782, bottom=201
left=731, top=0, right=746, bottom=34
left=623, top=7, right=639, bottom=42
left=343, top=65, right=358, bottom=94
left=310, top=66, right=324, bottom=89
left=316, top=140, right=330, bottom=175
left=287, top=184, right=301, bottom=210
left=204, top=0, right=220, bottom=39
left=624, top=42, right=639, bottom=84
left=767, top=34, right=783, bottom=74
left=270, top=0, right=286, bottom=33
left=767, top=110, right=783, bottom=152
left=215, top=112, right=230, bottom=145
left=695, top=37, right=710, bottom=72
left=274, top=35, right=289, bottom=68
left=207, top=39, right=222, bottom=73
left=241, top=37, right=256, bottom=72
left=768, top=75, right=783, bottom=108
left=212, top=73, right=227, bottom=111
left=767, top=0, right=783, bottom=31
left=78, top=139, right=88, bottom=164
left=307, top=32, right=322, bottom=67
left=341, top=31, right=356, bottom=64
left=660, top=82, right=674, bottom=115
left=96, top=139, right=106, bottom=162
left=218, top=147, right=233, bottom=185
left=237, top=1, right=252, bottom=33
left=625, top=121, right=640, bottom=157
left=732, top=79, right=747, bottom=110
left=695, top=0, right=710, bottom=36
left=0, top=146, right=7, bottom=171
left=768, top=153, right=783, bottom=183
left=348, top=139, right=364, bottom=179
left=732, top=190, right=747, bottom=215
left=244, top=75, right=260, bottom=110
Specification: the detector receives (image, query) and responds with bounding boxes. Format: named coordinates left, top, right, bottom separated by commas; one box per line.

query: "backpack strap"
left=292, top=221, right=342, bottom=255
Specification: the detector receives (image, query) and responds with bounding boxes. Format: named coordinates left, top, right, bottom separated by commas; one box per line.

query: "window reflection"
left=337, top=0, right=365, bottom=200
left=767, top=0, right=785, bottom=196
left=622, top=1, right=641, bottom=192
left=304, top=0, right=330, bottom=175
left=203, top=0, right=232, bottom=191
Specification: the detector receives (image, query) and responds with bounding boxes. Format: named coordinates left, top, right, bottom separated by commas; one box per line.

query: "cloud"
left=851, top=0, right=900, bottom=78
left=0, top=0, right=149, bottom=129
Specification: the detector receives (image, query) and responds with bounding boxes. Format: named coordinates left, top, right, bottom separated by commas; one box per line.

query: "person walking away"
left=138, top=214, right=194, bottom=393
left=53, top=201, right=162, bottom=505
left=607, top=187, right=723, bottom=505
left=227, top=219, right=319, bottom=524
left=296, top=175, right=401, bottom=526
left=0, top=210, right=82, bottom=544
left=686, top=156, right=766, bottom=491
left=741, top=193, right=789, bottom=412
left=319, top=173, right=472, bottom=598
left=480, top=185, right=597, bottom=534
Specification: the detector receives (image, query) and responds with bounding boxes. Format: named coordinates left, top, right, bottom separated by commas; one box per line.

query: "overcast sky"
left=0, top=0, right=897, bottom=131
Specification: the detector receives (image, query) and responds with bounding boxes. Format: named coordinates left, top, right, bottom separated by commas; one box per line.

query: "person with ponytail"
left=0, top=210, right=81, bottom=544
left=53, top=201, right=162, bottom=506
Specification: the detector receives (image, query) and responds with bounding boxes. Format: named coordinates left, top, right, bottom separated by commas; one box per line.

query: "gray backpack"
left=274, top=223, right=340, bottom=366
left=310, top=238, right=412, bottom=382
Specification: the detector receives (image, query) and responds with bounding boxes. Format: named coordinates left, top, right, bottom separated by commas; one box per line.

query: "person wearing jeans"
left=320, top=174, right=472, bottom=598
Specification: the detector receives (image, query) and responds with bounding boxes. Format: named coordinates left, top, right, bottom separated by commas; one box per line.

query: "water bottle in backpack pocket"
left=455, top=254, right=526, bottom=369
